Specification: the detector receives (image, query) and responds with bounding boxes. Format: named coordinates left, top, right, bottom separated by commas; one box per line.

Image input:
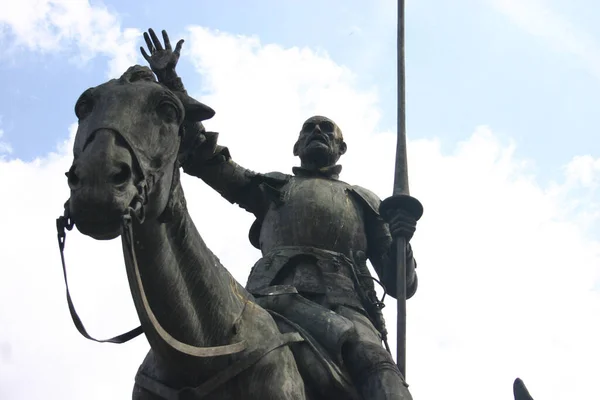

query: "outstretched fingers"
left=140, top=28, right=184, bottom=68
left=143, top=32, right=154, bottom=54
left=149, top=28, right=163, bottom=51
left=162, top=30, right=172, bottom=50
left=140, top=46, right=151, bottom=62
left=174, top=39, right=185, bottom=56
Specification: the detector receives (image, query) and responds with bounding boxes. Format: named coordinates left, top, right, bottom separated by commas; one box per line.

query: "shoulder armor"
left=261, top=171, right=291, bottom=183
left=350, top=185, right=382, bottom=216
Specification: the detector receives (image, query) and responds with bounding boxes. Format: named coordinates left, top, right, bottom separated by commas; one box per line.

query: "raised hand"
left=140, top=28, right=184, bottom=82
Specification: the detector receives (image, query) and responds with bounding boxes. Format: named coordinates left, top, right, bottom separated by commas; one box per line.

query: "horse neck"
left=122, top=183, right=248, bottom=364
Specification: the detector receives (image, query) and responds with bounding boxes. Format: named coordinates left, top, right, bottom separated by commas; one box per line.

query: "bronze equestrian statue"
left=56, top=27, right=538, bottom=400
left=57, top=28, right=413, bottom=400
left=140, top=29, right=418, bottom=400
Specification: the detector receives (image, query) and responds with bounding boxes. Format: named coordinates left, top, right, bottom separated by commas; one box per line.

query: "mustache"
left=308, top=133, right=330, bottom=144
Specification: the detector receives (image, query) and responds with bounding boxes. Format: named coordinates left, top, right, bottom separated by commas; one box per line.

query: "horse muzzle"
left=66, top=128, right=141, bottom=240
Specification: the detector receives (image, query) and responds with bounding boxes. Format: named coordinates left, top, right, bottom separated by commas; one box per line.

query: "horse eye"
left=75, top=99, right=94, bottom=119
left=157, top=102, right=179, bottom=123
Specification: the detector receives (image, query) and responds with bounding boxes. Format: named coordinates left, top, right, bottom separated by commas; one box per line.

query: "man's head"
left=293, top=115, right=347, bottom=169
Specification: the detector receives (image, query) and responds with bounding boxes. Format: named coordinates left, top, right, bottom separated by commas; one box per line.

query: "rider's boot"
left=343, top=341, right=413, bottom=400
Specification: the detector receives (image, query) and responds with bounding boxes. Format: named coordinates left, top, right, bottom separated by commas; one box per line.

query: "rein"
left=56, top=208, right=143, bottom=344
left=55, top=190, right=303, bottom=399
left=55, top=189, right=247, bottom=356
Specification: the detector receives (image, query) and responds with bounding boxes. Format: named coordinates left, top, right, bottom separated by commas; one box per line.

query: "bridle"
left=57, top=208, right=144, bottom=343
left=55, top=130, right=247, bottom=354
left=55, top=125, right=302, bottom=399
left=56, top=150, right=149, bottom=342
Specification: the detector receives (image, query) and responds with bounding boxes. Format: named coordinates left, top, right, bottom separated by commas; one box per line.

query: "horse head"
left=65, top=65, right=213, bottom=239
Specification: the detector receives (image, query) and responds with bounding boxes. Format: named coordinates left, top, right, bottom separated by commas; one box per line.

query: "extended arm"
left=140, top=29, right=265, bottom=215
left=181, top=139, right=266, bottom=215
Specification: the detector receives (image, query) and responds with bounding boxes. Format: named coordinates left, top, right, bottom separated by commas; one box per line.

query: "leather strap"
left=56, top=209, right=248, bottom=357
left=135, top=331, right=303, bottom=399
left=56, top=214, right=143, bottom=344
left=122, top=219, right=248, bottom=357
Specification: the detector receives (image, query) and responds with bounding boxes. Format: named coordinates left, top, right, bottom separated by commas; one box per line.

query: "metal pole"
left=380, top=0, right=423, bottom=379
left=395, top=0, right=408, bottom=379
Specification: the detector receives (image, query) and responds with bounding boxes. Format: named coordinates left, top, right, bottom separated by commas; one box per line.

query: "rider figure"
left=141, top=29, right=419, bottom=400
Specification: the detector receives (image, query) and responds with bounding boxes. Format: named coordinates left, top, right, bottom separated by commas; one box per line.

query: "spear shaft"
left=380, top=0, right=423, bottom=380
left=395, top=0, right=410, bottom=379
left=396, top=3, right=408, bottom=196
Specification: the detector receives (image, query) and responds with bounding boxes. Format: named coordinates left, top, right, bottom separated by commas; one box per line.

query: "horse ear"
left=186, top=99, right=215, bottom=122
left=513, top=378, right=534, bottom=400
left=177, top=93, right=216, bottom=122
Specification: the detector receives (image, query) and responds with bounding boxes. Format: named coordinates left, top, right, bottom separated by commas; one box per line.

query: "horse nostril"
left=66, top=166, right=80, bottom=188
left=111, top=163, right=132, bottom=186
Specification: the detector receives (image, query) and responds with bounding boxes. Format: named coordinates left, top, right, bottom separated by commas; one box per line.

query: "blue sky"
left=1, top=1, right=600, bottom=399
left=2, top=0, right=600, bottom=180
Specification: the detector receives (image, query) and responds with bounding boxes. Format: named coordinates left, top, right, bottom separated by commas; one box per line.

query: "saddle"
left=252, top=285, right=361, bottom=400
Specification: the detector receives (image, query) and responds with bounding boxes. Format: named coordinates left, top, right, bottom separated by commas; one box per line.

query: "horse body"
left=127, top=199, right=305, bottom=399
left=66, top=66, right=309, bottom=399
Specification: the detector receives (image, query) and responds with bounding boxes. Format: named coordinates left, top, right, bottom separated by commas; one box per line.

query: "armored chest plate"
left=259, top=177, right=368, bottom=256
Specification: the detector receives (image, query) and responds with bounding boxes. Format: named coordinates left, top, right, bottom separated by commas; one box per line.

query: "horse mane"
left=119, top=65, right=158, bottom=84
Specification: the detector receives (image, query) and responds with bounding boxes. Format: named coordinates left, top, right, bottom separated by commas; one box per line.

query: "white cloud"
left=0, top=0, right=140, bottom=77
left=490, top=0, right=600, bottom=80
left=565, top=155, right=600, bottom=188
left=1, top=26, right=600, bottom=399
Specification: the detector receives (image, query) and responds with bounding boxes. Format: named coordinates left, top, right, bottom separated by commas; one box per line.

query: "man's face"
left=294, top=116, right=346, bottom=167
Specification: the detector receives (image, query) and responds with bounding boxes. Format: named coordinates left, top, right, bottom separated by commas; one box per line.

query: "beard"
left=299, top=142, right=338, bottom=168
